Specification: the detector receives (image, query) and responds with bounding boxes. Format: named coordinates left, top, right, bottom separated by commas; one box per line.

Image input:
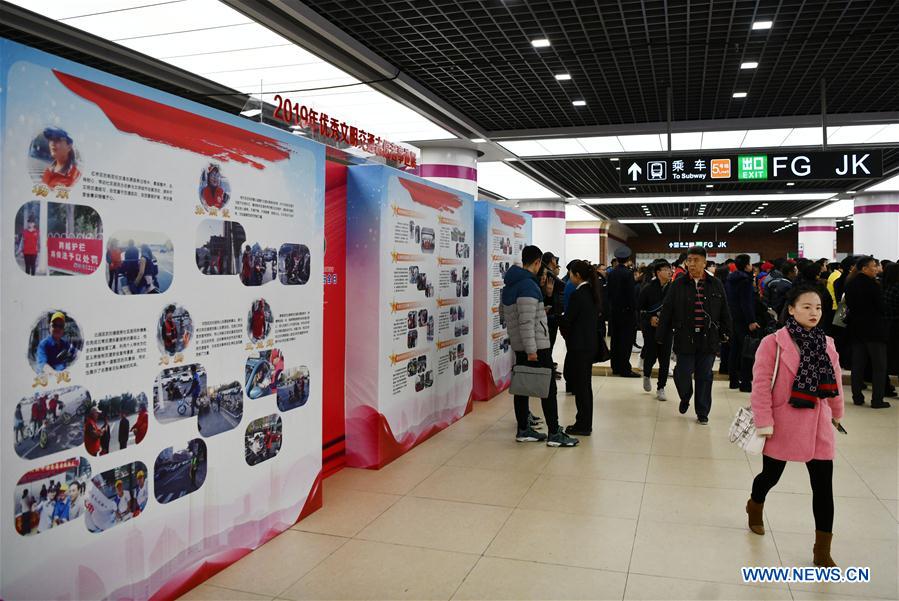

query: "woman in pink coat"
left=746, top=284, right=844, bottom=567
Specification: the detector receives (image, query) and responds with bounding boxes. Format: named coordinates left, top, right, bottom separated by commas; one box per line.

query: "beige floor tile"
left=326, top=457, right=439, bottom=495
left=518, top=474, right=644, bottom=520
left=543, top=449, right=650, bottom=482
left=575, top=428, right=655, bottom=454
left=292, top=485, right=400, bottom=538
left=747, top=455, right=876, bottom=499
left=836, top=424, right=899, bottom=448
left=623, top=573, right=790, bottom=600
left=207, top=530, right=346, bottom=596
left=410, top=465, right=538, bottom=507
left=398, top=434, right=470, bottom=465
left=773, top=530, right=898, bottom=600
left=280, top=539, right=478, bottom=600
left=650, top=429, right=749, bottom=460
left=883, top=499, right=899, bottom=522
left=630, top=520, right=782, bottom=585
left=647, top=455, right=754, bottom=490
left=640, top=483, right=757, bottom=530
left=436, top=415, right=499, bottom=440
left=447, top=438, right=557, bottom=473
left=853, top=464, right=898, bottom=500
left=764, top=492, right=896, bottom=540
left=486, top=508, right=637, bottom=572
left=453, top=556, right=627, bottom=600
left=177, top=584, right=272, bottom=601
left=356, top=495, right=511, bottom=554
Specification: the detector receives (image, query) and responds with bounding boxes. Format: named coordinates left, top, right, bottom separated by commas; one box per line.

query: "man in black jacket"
left=607, top=246, right=638, bottom=377
left=657, top=246, right=733, bottom=424
left=725, top=254, right=760, bottom=392
left=844, top=256, right=891, bottom=408
left=637, top=259, right=673, bottom=400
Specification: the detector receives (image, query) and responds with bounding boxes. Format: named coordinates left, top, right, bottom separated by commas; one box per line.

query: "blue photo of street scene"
left=105, top=230, right=173, bottom=295
left=13, top=386, right=90, bottom=460
left=278, top=243, right=310, bottom=285
left=245, top=414, right=282, bottom=467
left=277, top=366, right=310, bottom=412
left=199, top=381, right=243, bottom=437
left=14, top=457, right=91, bottom=537
left=84, top=461, right=149, bottom=533
left=153, top=364, right=206, bottom=424
left=154, top=438, right=207, bottom=505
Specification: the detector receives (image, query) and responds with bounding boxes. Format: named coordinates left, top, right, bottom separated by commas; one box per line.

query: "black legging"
left=751, top=454, right=834, bottom=532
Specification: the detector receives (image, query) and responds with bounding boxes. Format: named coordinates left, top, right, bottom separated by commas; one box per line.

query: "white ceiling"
left=8, top=0, right=456, bottom=143
left=477, top=162, right=560, bottom=200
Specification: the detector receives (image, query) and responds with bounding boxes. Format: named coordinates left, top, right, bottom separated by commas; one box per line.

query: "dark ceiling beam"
left=489, top=112, right=899, bottom=141
left=0, top=1, right=249, bottom=113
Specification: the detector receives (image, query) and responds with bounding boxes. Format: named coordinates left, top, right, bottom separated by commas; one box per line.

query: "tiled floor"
left=179, top=374, right=898, bottom=601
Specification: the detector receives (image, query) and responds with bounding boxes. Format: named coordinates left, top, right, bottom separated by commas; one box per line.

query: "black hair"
left=855, top=255, right=876, bottom=271
left=541, top=252, right=557, bottom=266
left=734, top=254, right=751, bottom=270
left=652, top=259, right=671, bottom=274
left=568, top=260, right=601, bottom=309
left=785, top=283, right=825, bottom=308
left=781, top=262, right=797, bottom=277
left=840, top=255, right=855, bottom=271
left=686, top=245, right=707, bottom=258
left=827, top=262, right=841, bottom=272
left=724, top=258, right=735, bottom=265
left=883, top=262, right=899, bottom=288
left=521, top=245, right=543, bottom=267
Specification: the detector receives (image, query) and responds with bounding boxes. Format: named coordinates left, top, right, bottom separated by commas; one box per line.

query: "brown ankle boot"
left=746, top=498, right=765, bottom=535
left=813, top=530, right=836, bottom=567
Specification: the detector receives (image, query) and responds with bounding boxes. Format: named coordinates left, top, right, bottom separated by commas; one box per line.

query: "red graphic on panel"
left=47, top=237, right=102, bottom=275
left=398, top=178, right=462, bottom=213
left=53, top=70, right=290, bottom=169
left=494, top=208, right=526, bottom=229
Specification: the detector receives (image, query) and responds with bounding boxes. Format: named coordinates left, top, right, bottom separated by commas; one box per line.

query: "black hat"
left=614, top=246, right=632, bottom=260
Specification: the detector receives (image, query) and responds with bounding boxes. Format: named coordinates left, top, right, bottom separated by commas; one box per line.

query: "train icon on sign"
left=647, top=161, right=666, bottom=180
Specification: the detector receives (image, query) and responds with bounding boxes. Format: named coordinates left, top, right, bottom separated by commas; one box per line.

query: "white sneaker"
left=656, top=387, right=667, bottom=401
left=642, top=376, right=651, bottom=392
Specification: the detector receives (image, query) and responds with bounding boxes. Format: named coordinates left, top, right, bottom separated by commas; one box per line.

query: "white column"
left=518, top=200, right=566, bottom=267
left=417, top=146, right=478, bottom=198
left=854, top=192, right=899, bottom=259
left=797, top=218, right=836, bottom=261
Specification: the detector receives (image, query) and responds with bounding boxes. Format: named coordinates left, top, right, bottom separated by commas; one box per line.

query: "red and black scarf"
left=784, top=316, right=839, bottom=408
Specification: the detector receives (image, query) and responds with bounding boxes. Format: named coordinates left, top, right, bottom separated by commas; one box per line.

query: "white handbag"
left=728, top=343, right=779, bottom=455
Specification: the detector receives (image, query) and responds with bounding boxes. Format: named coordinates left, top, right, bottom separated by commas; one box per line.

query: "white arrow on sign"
left=628, top=162, right=642, bottom=181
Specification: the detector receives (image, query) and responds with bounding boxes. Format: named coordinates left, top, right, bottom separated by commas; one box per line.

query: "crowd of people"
left=16, top=477, right=86, bottom=536
left=501, top=243, right=899, bottom=566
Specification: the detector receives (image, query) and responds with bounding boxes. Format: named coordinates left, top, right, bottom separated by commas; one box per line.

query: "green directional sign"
left=738, top=154, right=768, bottom=180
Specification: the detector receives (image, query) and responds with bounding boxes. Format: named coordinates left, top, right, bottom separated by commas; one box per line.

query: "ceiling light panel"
left=578, top=136, right=624, bottom=153
left=497, top=140, right=551, bottom=156
left=618, top=134, right=665, bottom=152
left=585, top=193, right=834, bottom=205
left=478, top=162, right=561, bottom=199
left=867, top=124, right=899, bottom=143
left=865, top=173, right=899, bottom=192
left=539, top=138, right=588, bottom=154
left=565, top=205, right=601, bottom=221
left=827, top=124, right=889, bottom=145
left=701, top=130, right=747, bottom=149
left=741, top=128, right=792, bottom=147
left=781, top=127, right=824, bottom=146
left=671, top=132, right=703, bottom=151
left=801, top=198, right=854, bottom=218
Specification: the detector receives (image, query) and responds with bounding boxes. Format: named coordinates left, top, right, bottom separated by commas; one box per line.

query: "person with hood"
left=725, top=254, right=760, bottom=392
left=764, top=263, right=796, bottom=317
left=500, top=245, right=577, bottom=447
left=657, top=246, right=732, bottom=424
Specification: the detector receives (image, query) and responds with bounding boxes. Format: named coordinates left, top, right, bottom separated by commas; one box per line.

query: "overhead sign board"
left=620, top=150, right=883, bottom=185
left=668, top=240, right=727, bottom=250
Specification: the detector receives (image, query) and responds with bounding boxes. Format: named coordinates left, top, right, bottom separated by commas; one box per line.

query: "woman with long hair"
left=562, top=260, right=600, bottom=435
left=746, top=285, right=844, bottom=567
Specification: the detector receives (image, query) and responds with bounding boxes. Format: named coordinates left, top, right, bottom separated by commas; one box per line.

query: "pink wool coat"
left=750, top=328, right=844, bottom=462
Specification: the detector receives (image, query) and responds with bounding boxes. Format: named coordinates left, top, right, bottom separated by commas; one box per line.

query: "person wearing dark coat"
left=657, top=246, right=733, bottom=424
left=561, top=260, right=600, bottom=435
left=725, top=255, right=760, bottom=392
left=636, top=259, right=673, bottom=400
left=844, top=256, right=891, bottom=408
left=607, top=246, right=638, bottom=377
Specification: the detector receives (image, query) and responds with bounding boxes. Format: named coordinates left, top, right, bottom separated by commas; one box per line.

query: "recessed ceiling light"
left=555, top=73, right=572, bottom=81
left=733, top=92, right=748, bottom=98
left=470, top=138, right=486, bottom=143
left=504, top=157, right=518, bottom=162
left=847, top=190, right=857, bottom=193
left=610, top=157, right=619, bottom=161
left=786, top=182, right=795, bottom=186
left=741, top=62, right=759, bottom=69
left=531, top=38, right=550, bottom=48
left=629, top=187, right=636, bottom=191
left=706, top=184, right=714, bottom=188
left=752, top=20, right=773, bottom=30
left=572, top=100, right=587, bottom=107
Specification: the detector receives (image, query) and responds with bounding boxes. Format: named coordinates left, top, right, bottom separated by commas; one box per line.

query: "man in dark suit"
left=607, top=246, right=638, bottom=377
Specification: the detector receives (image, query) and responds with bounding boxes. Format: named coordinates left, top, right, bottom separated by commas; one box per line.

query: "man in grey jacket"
left=501, top=245, right=578, bottom=447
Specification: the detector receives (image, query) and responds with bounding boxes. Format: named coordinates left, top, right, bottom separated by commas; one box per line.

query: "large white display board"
left=1, top=39, right=324, bottom=600
left=345, top=165, right=474, bottom=468
left=473, top=202, right=533, bottom=401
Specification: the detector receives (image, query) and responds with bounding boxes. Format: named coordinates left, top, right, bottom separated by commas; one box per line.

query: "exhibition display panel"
left=473, top=202, right=532, bottom=401
left=0, top=39, right=325, bottom=600
left=345, top=165, right=475, bottom=468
